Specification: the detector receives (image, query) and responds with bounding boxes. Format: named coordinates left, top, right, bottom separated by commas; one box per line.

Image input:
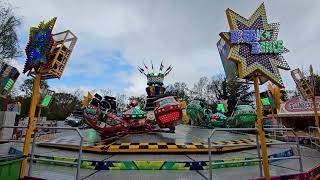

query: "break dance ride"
left=82, top=62, right=182, bottom=138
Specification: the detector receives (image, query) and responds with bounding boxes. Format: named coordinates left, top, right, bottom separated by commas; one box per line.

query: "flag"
left=143, top=62, right=149, bottom=70
left=137, top=67, right=143, bottom=74
left=137, top=66, right=144, bottom=72
left=165, top=66, right=173, bottom=76
left=151, top=60, right=154, bottom=71
left=137, top=67, right=147, bottom=76
left=165, top=65, right=172, bottom=73
left=160, top=60, right=164, bottom=71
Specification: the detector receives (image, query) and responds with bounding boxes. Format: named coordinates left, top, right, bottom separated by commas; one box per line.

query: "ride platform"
left=37, top=125, right=271, bottom=153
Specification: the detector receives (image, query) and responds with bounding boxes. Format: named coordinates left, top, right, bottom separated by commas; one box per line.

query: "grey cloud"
left=9, top=0, right=320, bottom=95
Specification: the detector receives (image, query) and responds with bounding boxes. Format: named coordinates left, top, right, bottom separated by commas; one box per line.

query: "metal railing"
left=208, top=127, right=303, bottom=180
left=0, top=125, right=28, bottom=143
left=308, top=126, right=320, bottom=150
left=263, top=124, right=288, bottom=141
left=0, top=125, right=84, bottom=180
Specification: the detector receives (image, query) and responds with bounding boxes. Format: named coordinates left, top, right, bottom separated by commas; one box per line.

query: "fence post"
left=28, top=130, right=38, bottom=176
left=255, top=131, right=263, bottom=177
left=208, top=137, right=212, bottom=180
left=309, top=127, right=313, bottom=148
left=296, top=137, right=304, bottom=172
left=76, top=136, right=83, bottom=180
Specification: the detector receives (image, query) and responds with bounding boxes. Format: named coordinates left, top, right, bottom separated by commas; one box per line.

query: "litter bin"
left=0, top=155, right=24, bottom=180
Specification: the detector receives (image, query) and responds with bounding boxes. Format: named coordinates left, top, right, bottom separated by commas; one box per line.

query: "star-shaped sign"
left=24, top=17, right=57, bottom=73
left=220, top=3, right=290, bottom=87
left=82, top=92, right=93, bottom=109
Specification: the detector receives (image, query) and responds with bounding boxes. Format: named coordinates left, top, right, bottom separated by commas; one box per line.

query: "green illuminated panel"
left=261, top=98, right=270, bottom=106
left=4, top=79, right=14, bottom=91
left=217, top=103, right=225, bottom=113
left=41, top=95, right=53, bottom=107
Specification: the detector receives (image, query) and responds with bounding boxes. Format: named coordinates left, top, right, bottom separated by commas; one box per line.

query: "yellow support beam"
left=310, top=65, right=319, bottom=127
left=254, top=76, right=270, bottom=180
left=20, top=73, right=41, bottom=178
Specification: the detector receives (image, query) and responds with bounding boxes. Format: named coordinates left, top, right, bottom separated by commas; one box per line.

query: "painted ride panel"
left=83, top=94, right=182, bottom=137
left=186, top=100, right=256, bottom=128
left=228, top=105, right=257, bottom=128
left=154, top=96, right=182, bottom=132
left=186, top=100, right=228, bottom=128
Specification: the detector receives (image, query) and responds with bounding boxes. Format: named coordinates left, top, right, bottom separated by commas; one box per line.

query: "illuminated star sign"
left=24, top=17, right=57, bottom=73
left=230, top=29, right=285, bottom=54
left=82, top=92, right=93, bottom=109
left=220, top=3, right=290, bottom=87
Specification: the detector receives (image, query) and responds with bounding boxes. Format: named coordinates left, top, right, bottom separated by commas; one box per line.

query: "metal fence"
left=263, top=124, right=289, bottom=141
left=308, top=126, right=320, bottom=150
left=207, top=127, right=303, bottom=180
left=0, top=125, right=84, bottom=180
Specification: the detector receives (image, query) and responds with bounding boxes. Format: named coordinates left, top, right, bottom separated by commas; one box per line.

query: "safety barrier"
left=308, top=126, right=320, bottom=150
left=250, top=164, right=320, bottom=180
left=263, top=124, right=288, bottom=140
left=7, top=147, right=294, bottom=171
left=208, top=127, right=303, bottom=180
left=0, top=125, right=83, bottom=180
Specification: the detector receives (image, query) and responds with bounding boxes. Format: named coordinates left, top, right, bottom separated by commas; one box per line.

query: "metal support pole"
left=37, top=106, right=42, bottom=124
left=76, top=136, right=84, bottom=180
left=271, top=109, right=276, bottom=138
left=311, top=95, right=319, bottom=128
left=255, top=131, right=263, bottom=177
left=254, top=76, right=270, bottom=180
left=28, top=130, right=38, bottom=176
left=208, top=137, right=212, bottom=180
left=295, top=135, right=304, bottom=172
left=271, top=109, right=275, bottom=127
left=309, top=127, right=313, bottom=149
left=310, top=65, right=319, bottom=128
left=20, top=73, right=41, bottom=178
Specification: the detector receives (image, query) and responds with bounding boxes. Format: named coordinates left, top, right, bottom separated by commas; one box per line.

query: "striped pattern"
left=29, top=148, right=293, bottom=170
left=38, top=138, right=271, bottom=153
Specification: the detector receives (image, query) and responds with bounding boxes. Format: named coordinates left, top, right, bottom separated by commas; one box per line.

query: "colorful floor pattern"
left=24, top=148, right=294, bottom=170
left=38, top=138, right=272, bottom=153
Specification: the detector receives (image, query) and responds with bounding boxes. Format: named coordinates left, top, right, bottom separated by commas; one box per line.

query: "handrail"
left=308, top=126, right=320, bottom=150
left=0, top=125, right=83, bottom=180
left=0, top=125, right=28, bottom=128
left=263, top=125, right=288, bottom=139
left=29, top=126, right=84, bottom=180
left=208, top=127, right=303, bottom=180
left=30, top=158, right=78, bottom=165
left=209, top=128, right=256, bottom=139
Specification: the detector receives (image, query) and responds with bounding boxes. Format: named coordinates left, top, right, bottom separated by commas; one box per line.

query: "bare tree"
left=19, top=78, right=49, bottom=97
left=0, top=2, right=21, bottom=61
left=206, top=74, right=227, bottom=100
left=192, top=76, right=209, bottom=99
left=90, top=88, right=113, bottom=97
left=46, top=89, right=81, bottom=120
left=100, top=89, right=113, bottom=97
left=172, top=82, right=190, bottom=100
left=116, top=93, right=128, bottom=111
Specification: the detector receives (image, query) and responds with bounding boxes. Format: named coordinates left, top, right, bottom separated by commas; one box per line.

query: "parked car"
left=64, top=110, right=84, bottom=127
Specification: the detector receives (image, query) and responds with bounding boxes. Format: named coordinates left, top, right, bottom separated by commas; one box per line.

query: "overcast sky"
left=7, top=0, right=320, bottom=96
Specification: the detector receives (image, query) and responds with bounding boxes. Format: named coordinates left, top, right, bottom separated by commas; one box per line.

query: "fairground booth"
left=277, top=96, right=320, bottom=130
